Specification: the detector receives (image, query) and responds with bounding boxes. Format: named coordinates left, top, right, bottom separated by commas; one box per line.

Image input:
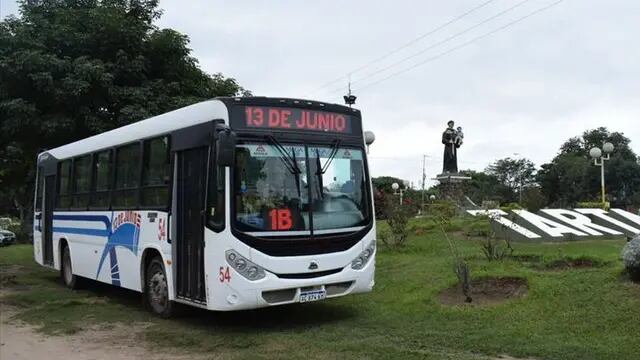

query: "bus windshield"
left=234, top=141, right=369, bottom=234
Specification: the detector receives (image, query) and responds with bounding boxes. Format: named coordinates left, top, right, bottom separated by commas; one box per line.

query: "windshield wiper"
left=265, top=135, right=302, bottom=198
left=315, top=139, right=341, bottom=198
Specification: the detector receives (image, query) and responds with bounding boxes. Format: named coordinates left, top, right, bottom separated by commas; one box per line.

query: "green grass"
left=1, top=219, right=640, bottom=360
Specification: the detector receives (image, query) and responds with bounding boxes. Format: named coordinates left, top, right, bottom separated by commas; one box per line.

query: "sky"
left=2, top=0, right=639, bottom=188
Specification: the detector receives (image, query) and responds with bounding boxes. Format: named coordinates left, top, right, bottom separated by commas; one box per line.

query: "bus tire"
left=145, top=257, right=173, bottom=318
left=61, top=244, right=81, bottom=289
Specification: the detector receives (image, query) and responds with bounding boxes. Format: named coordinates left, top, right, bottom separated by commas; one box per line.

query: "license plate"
left=299, top=290, right=326, bottom=303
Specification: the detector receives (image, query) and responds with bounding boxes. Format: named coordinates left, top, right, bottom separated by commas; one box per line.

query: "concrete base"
left=434, top=173, right=472, bottom=204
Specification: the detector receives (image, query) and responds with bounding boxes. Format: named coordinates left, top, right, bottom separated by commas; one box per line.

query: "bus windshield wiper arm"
left=265, top=135, right=302, bottom=197
left=319, top=139, right=341, bottom=174
left=265, top=135, right=301, bottom=175
left=315, top=139, right=341, bottom=198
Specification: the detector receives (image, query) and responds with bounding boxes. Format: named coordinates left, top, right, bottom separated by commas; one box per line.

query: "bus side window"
left=71, top=155, right=91, bottom=210
left=113, top=143, right=141, bottom=208
left=57, top=160, right=72, bottom=209
left=141, top=136, right=170, bottom=208
left=91, top=150, right=112, bottom=209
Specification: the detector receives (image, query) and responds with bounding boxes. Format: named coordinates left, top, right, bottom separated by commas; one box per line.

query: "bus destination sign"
left=238, top=106, right=354, bottom=134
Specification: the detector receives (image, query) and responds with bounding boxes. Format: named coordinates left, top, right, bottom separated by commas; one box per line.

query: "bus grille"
left=262, top=288, right=297, bottom=304
left=261, top=281, right=355, bottom=304
left=275, top=268, right=343, bottom=279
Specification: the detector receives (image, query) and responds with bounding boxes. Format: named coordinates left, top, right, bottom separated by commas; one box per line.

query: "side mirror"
left=216, top=127, right=237, bottom=167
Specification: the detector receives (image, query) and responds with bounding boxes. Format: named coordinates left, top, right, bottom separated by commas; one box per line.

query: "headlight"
left=225, top=250, right=266, bottom=281
left=351, top=241, right=376, bottom=270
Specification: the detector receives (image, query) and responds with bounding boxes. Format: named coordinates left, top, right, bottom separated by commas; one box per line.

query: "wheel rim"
left=63, top=249, right=73, bottom=285
left=149, top=269, right=168, bottom=313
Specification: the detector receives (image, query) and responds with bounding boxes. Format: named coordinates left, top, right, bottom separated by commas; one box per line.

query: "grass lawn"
left=1, top=218, right=640, bottom=360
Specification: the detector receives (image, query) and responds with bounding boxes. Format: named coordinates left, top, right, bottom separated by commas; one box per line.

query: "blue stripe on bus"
left=52, top=227, right=109, bottom=237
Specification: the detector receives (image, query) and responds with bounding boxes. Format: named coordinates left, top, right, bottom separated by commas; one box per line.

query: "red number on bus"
left=269, top=209, right=293, bottom=230
left=245, top=106, right=264, bottom=126
left=219, top=266, right=231, bottom=283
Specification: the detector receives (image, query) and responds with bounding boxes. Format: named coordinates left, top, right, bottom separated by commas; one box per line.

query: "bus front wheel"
left=145, top=257, right=173, bottom=318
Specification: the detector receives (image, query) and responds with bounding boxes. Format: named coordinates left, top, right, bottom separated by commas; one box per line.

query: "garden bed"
left=437, top=277, right=528, bottom=306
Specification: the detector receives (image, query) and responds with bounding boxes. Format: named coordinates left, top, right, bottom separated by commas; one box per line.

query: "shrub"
left=622, top=236, right=640, bottom=280
left=499, top=202, right=522, bottom=213
left=380, top=195, right=412, bottom=247
left=474, top=214, right=515, bottom=261
left=479, top=232, right=514, bottom=261
left=436, top=216, right=472, bottom=302
left=521, top=187, right=547, bottom=212
left=425, top=200, right=457, bottom=219
left=576, top=201, right=609, bottom=210
left=463, top=217, right=491, bottom=237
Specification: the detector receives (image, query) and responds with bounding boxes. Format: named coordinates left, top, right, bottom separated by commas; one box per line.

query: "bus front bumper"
left=208, top=258, right=375, bottom=311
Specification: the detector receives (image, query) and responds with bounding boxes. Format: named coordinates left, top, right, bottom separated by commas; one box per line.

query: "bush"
left=479, top=231, right=514, bottom=261
left=521, top=187, right=547, bottom=212
left=424, top=200, right=457, bottom=219
left=499, top=202, right=522, bottom=213
left=576, top=201, right=609, bottom=210
left=463, top=217, right=491, bottom=237
left=380, top=194, right=412, bottom=247
left=622, top=236, right=640, bottom=280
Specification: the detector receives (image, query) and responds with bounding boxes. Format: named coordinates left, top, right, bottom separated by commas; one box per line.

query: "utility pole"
left=421, top=154, right=427, bottom=214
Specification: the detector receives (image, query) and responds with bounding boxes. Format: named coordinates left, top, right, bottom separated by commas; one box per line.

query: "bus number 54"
left=219, top=266, right=231, bottom=283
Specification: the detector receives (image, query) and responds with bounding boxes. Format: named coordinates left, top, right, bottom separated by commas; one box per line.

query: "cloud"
left=3, top=0, right=639, bottom=188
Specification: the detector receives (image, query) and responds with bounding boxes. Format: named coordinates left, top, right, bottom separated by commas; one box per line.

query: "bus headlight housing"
left=226, top=250, right=266, bottom=281
left=351, top=241, right=376, bottom=270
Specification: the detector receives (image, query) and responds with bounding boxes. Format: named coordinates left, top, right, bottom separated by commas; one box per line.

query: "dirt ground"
left=0, top=307, right=200, bottom=360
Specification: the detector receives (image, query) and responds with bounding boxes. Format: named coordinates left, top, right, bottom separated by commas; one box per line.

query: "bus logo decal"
left=96, top=211, right=142, bottom=285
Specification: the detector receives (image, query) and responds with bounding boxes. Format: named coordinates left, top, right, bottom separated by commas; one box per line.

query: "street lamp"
left=392, top=181, right=410, bottom=205
left=589, top=142, right=615, bottom=206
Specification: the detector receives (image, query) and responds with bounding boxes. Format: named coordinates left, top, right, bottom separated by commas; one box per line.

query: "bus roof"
left=41, top=97, right=361, bottom=161
left=42, top=99, right=228, bottom=160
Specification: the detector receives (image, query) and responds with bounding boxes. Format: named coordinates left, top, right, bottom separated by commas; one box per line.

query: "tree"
left=538, top=128, right=640, bottom=208
left=458, top=169, right=511, bottom=205
left=0, top=1, right=248, bottom=230
left=485, top=157, right=537, bottom=203
left=372, top=176, right=407, bottom=194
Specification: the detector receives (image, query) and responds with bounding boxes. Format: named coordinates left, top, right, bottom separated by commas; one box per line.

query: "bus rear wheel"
left=61, top=245, right=81, bottom=289
left=145, top=257, right=173, bottom=318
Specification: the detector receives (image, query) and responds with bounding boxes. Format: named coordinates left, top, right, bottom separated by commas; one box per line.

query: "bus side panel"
left=51, top=210, right=170, bottom=293
left=52, top=211, right=111, bottom=278
left=137, top=211, right=174, bottom=299
left=33, top=212, right=44, bottom=266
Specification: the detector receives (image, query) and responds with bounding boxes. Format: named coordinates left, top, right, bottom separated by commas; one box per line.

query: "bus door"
left=175, top=147, right=207, bottom=302
left=42, top=175, right=55, bottom=266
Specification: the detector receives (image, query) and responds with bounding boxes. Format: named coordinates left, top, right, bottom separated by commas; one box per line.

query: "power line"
left=353, top=0, right=564, bottom=94
left=304, top=0, right=498, bottom=96
left=346, top=0, right=532, bottom=89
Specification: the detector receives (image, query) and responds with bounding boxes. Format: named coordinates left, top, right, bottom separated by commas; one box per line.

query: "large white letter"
left=609, top=209, right=640, bottom=228
left=575, top=208, right=640, bottom=235
left=540, top=209, right=622, bottom=236
left=467, top=209, right=541, bottom=239
left=512, top=210, right=588, bottom=238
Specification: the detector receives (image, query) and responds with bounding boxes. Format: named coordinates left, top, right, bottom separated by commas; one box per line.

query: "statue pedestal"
left=434, top=173, right=472, bottom=205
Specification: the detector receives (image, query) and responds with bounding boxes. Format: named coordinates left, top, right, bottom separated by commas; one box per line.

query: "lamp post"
left=392, top=181, right=410, bottom=205
left=589, top=142, right=615, bottom=206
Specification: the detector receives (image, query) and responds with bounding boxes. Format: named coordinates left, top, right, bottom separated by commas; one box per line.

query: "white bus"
left=33, top=97, right=377, bottom=316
